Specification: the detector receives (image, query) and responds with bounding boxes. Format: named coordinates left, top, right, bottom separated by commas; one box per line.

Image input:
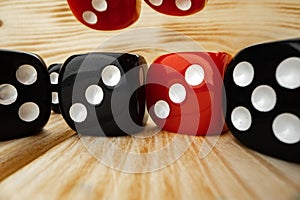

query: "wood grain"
left=0, top=114, right=75, bottom=181
left=1, top=133, right=300, bottom=200
left=0, top=0, right=300, bottom=199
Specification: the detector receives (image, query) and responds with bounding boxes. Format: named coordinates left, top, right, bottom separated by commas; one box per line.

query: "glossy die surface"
left=146, top=52, right=232, bottom=136
left=0, top=50, right=51, bottom=140
left=48, top=64, right=62, bottom=113
left=144, top=0, right=207, bottom=16
left=67, top=0, right=141, bottom=30
left=224, top=39, right=300, bottom=163
left=59, top=53, right=148, bottom=137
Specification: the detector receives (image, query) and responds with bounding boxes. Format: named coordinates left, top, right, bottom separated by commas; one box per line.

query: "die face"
left=59, top=53, right=148, bottom=137
left=0, top=50, right=51, bottom=140
left=48, top=64, right=62, bottom=113
left=67, top=0, right=141, bottom=30
left=144, top=0, right=207, bottom=16
left=146, top=52, right=231, bottom=136
left=224, top=39, right=300, bottom=163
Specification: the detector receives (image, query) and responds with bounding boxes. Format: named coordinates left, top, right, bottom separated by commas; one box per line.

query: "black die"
left=48, top=63, right=62, bottom=113
left=0, top=49, right=51, bottom=140
left=224, top=38, right=300, bottom=163
left=58, top=53, right=148, bottom=137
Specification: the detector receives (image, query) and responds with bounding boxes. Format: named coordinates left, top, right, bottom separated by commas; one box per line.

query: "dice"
left=144, top=0, right=207, bottom=16
left=0, top=49, right=51, bottom=140
left=146, top=52, right=232, bottom=136
left=67, top=0, right=141, bottom=30
left=224, top=38, right=300, bottom=163
left=58, top=52, right=148, bottom=136
left=48, top=63, right=62, bottom=113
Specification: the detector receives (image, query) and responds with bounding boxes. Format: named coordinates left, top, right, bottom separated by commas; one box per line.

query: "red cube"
left=67, top=0, right=141, bottom=30
left=144, top=0, right=207, bottom=16
left=146, top=52, right=232, bottom=136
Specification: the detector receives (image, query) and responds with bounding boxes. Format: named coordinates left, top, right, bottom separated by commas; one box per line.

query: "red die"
left=67, top=0, right=141, bottom=30
left=146, top=52, right=232, bottom=136
left=144, top=0, right=207, bottom=16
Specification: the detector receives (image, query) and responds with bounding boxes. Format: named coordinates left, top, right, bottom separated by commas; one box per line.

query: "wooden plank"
left=0, top=0, right=300, bottom=199
left=0, top=0, right=299, bottom=64
left=0, top=114, right=75, bottom=181
left=0, top=134, right=299, bottom=200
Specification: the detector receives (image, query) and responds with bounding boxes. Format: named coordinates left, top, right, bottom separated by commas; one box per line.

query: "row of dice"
left=67, top=0, right=207, bottom=30
left=48, top=52, right=231, bottom=138
left=0, top=38, right=299, bottom=163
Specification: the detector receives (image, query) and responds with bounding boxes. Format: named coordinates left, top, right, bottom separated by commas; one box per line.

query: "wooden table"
left=0, top=0, right=300, bottom=199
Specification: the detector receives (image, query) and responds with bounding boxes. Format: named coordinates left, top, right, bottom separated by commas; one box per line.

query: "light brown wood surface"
left=0, top=0, right=300, bottom=199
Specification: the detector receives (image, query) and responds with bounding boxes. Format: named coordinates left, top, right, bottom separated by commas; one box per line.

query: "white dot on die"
left=0, top=84, right=18, bottom=105
left=102, top=65, right=121, bottom=87
left=16, top=64, right=37, bottom=85
left=272, top=113, right=300, bottom=144
left=92, top=0, right=108, bottom=12
left=175, top=0, right=192, bottom=11
left=82, top=11, right=98, bottom=25
left=85, top=85, right=104, bottom=105
left=251, top=85, right=276, bottom=112
left=185, top=64, right=205, bottom=86
left=18, top=102, right=40, bottom=122
left=233, top=61, right=254, bottom=87
left=276, top=57, right=300, bottom=89
left=169, top=83, right=187, bottom=104
left=231, top=106, right=252, bottom=131
left=154, top=100, right=170, bottom=119
left=149, top=0, right=163, bottom=6
left=69, top=103, right=88, bottom=123
left=52, top=92, right=59, bottom=104
left=50, top=72, right=59, bottom=85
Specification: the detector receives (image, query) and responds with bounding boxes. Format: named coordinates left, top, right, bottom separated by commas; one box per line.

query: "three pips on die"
left=1, top=38, right=300, bottom=163
left=67, top=0, right=207, bottom=30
